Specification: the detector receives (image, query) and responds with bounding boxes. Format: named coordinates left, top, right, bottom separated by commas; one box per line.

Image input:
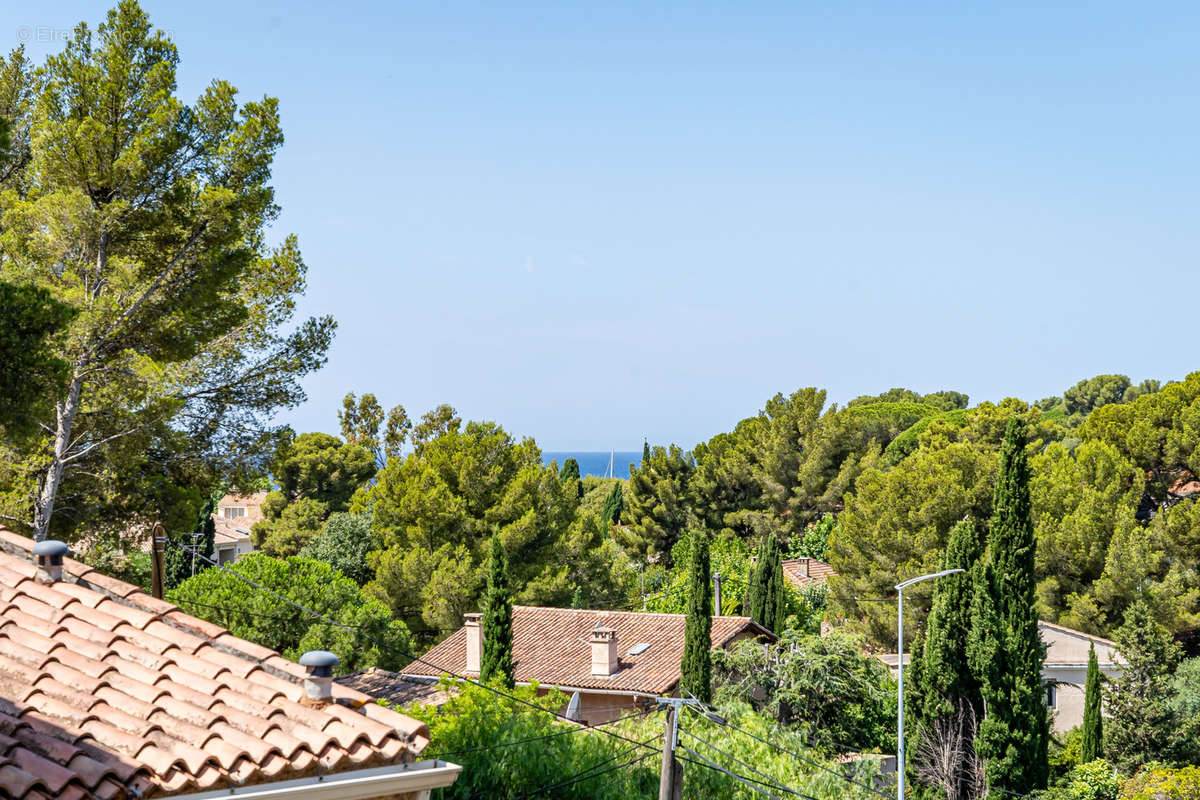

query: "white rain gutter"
left=169, top=759, right=461, bottom=800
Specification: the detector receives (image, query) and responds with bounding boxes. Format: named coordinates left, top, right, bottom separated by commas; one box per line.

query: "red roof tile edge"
left=0, top=528, right=431, bottom=799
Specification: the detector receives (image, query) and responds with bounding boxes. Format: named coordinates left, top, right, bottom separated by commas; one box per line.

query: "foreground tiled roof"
left=0, top=529, right=430, bottom=799
left=402, top=606, right=773, bottom=695
left=781, top=557, right=837, bottom=588
left=336, top=668, right=453, bottom=708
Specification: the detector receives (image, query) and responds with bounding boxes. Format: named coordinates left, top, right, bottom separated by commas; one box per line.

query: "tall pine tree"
left=911, top=518, right=984, bottom=800
left=968, top=419, right=1048, bottom=798
left=746, top=531, right=784, bottom=633
left=1080, top=642, right=1103, bottom=763
left=480, top=533, right=514, bottom=688
left=680, top=530, right=713, bottom=703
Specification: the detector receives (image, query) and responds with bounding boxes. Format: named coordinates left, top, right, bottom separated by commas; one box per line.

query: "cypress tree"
left=601, top=482, right=624, bottom=524
left=968, top=419, right=1048, bottom=798
left=559, top=458, right=583, bottom=500
left=912, top=519, right=984, bottom=800
left=680, top=530, right=713, bottom=703
left=642, top=441, right=651, bottom=466
left=480, top=532, right=514, bottom=688
left=1080, top=642, right=1103, bottom=763
left=746, top=532, right=784, bottom=633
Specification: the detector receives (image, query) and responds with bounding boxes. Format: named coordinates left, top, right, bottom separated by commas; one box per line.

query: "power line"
left=677, top=725, right=803, bottom=797
left=681, top=702, right=891, bottom=800
left=163, top=538, right=667, bottom=760
left=678, top=745, right=785, bottom=800
left=509, top=735, right=660, bottom=800
left=434, top=709, right=657, bottom=760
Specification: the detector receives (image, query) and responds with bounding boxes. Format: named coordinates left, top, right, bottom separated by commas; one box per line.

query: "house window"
left=1045, top=685, right=1057, bottom=709
left=223, top=507, right=246, bottom=519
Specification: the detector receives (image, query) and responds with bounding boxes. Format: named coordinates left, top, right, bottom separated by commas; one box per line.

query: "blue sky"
left=7, top=2, right=1199, bottom=450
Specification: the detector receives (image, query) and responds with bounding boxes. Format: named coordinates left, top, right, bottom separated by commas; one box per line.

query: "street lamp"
left=895, top=568, right=964, bottom=800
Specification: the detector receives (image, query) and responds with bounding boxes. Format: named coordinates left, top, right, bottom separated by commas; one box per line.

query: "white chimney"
left=801, top=557, right=810, bottom=578
left=299, top=650, right=338, bottom=705
left=33, top=540, right=70, bottom=584
left=464, top=612, right=483, bottom=674
left=590, top=624, right=618, bottom=677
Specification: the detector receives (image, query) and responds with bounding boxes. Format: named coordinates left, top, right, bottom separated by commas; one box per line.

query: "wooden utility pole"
left=658, top=703, right=683, bottom=800
left=150, top=522, right=166, bottom=599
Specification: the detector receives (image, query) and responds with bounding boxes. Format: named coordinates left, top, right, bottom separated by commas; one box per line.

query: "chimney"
left=464, top=612, right=483, bottom=674
left=801, top=557, right=810, bottom=578
left=590, top=624, right=618, bottom=677
left=32, top=540, right=70, bottom=584
left=299, top=650, right=339, bottom=705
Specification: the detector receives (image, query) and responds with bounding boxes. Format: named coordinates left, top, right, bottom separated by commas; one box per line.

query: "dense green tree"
left=830, top=399, right=1060, bottom=646
left=788, top=513, right=837, bottom=560
left=968, top=419, right=1048, bottom=799
left=794, top=401, right=938, bottom=517
left=909, top=519, right=983, bottom=800
left=1031, top=440, right=1142, bottom=630
left=408, top=682, right=877, bottom=800
left=1105, top=600, right=1185, bottom=771
left=339, top=392, right=410, bottom=466
left=713, top=629, right=895, bottom=752
left=298, top=511, right=378, bottom=586
left=359, top=416, right=583, bottom=631
left=0, top=3, right=334, bottom=542
left=830, top=438, right=995, bottom=645
left=480, top=533, right=514, bottom=688
left=411, top=404, right=462, bottom=449
left=170, top=552, right=409, bottom=673
left=1063, top=375, right=1133, bottom=417
left=1080, top=643, right=1102, bottom=763
left=746, top=531, right=784, bottom=633
left=644, top=535, right=755, bottom=616
left=0, top=282, right=75, bottom=439
left=619, top=443, right=695, bottom=565
left=680, top=529, right=713, bottom=704
left=251, top=432, right=375, bottom=556
left=600, top=481, right=623, bottom=524
left=558, top=457, right=583, bottom=500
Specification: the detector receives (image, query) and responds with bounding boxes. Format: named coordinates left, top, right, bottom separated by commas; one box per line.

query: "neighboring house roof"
left=0, top=528, right=441, bottom=799
left=781, top=557, right=837, bottom=589
left=401, top=606, right=775, bottom=696
left=1038, top=620, right=1121, bottom=667
left=336, top=668, right=453, bottom=708
left=212, top=492, right=268, bottom=548
left=876, top=619, right=1122, bottom=671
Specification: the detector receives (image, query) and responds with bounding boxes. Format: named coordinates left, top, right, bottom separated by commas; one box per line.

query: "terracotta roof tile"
left=0, top=529, right=432, bottom=798
left=781, top=557, right=837, bottom=588
left=402, top=605, right=775, bottom=695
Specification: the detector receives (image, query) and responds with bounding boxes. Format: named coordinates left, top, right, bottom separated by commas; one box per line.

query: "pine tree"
left=1106, top=599, right=1182, bottom=771
left=601, top=482, right=624, bottom=525
left=480, top=533, right=514, bottom=688
left=680, top=530, right=713, bottom=703
left=912, top=519, right=984, bottom=800
left=746, top=532, right=784, bottom=633
left=1080, top=642, right=1103, bottom=763
left=559, top=458, right=583, bottom=500
left=968, top=419, right=1048, bottom=798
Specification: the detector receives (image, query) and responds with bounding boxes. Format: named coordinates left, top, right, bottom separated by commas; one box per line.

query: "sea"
left=541, top=451, right=642, bottom=480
